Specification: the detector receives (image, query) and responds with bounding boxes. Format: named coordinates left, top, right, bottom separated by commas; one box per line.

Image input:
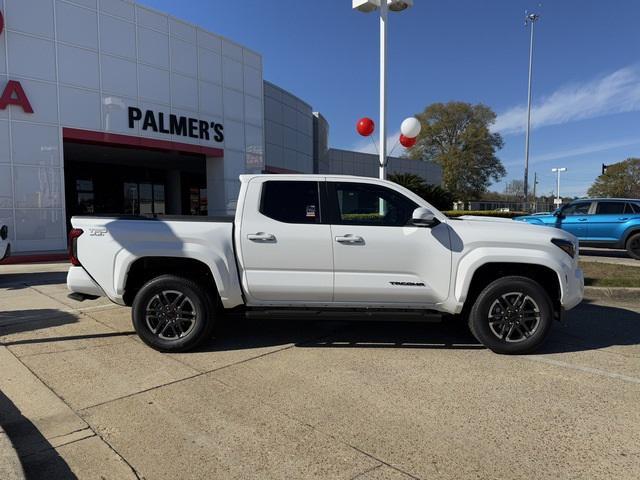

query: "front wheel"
left=626, top=233, right=640, bottom=260
left=132, top=275, right=216, bottom=352
left=468, top=276, right=553, bottom=354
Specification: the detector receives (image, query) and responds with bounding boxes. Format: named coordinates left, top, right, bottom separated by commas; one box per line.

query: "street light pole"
left=523, top=12, right=539, bottom=211
left=552, top=167, right=567, bottom=205
left=379, top=0, right=388, bottom=179
left=353, top=1, right=413, bottom=180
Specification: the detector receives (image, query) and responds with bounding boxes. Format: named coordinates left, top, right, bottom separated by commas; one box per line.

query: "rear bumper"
left=561, top=265, right=584, bottom=310
left=67, top=266, right=106, bottom=298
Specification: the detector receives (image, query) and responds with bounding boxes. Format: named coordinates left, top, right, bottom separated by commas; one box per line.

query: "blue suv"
left=514, top=198, right=640, bottom=260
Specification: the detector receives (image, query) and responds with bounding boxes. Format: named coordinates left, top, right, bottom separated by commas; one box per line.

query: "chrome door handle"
left=619, top=218, right=629, bottom=221
left=578, top=218, right=588, bottom=221
left=335, top=234, right=364, bottom=244
left=247, top=232, right=276, bottom=242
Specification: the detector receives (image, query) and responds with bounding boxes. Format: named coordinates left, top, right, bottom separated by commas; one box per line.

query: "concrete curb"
left=584, top=286, right=640, bottom=302
left=0, top=428, right=25, bottom=480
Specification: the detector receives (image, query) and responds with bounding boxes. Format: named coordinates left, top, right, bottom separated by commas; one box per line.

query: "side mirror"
left=411, top=207, right=438, bottom=227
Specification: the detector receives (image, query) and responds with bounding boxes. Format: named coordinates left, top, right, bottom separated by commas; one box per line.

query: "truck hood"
left=457, top=215, right=515, bottom=223
left=447, top=215, right=578, bottom=251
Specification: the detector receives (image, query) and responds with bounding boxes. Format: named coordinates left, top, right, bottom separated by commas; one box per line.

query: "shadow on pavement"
left=0, top=310, right=79, bottom=337
left=0, top=390, right=76, bottom=480
left=0, top=271, right=68, bottom=290
left=541, top=302, right=640, bottom=354
left=191, top=315, right=484, bottom=353
left=188, top=302, right=640, bottom=355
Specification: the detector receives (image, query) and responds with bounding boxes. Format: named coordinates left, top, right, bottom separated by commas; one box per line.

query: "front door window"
left=331, top=182, right=417, bottom=226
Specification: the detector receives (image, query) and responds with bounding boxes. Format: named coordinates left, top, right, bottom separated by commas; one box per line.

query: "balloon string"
left=388, top=138, right=400, bottom=157
left=369, top=135, right=379, bottom=155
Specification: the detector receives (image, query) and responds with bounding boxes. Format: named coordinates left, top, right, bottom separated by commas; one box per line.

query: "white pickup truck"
left=67, top=175, right=584, bottom=354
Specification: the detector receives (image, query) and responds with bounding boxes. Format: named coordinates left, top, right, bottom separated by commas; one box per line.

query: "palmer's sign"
left=0, top=10, right=34, bottom=114
left=128, top=107, right=224, bottom=143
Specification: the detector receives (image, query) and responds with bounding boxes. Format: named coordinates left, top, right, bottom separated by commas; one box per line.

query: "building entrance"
left=63, top=142, right=207, bottom=227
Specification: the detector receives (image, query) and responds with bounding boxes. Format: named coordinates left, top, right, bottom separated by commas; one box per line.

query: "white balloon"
left=400, top=117, right=421, bottom=138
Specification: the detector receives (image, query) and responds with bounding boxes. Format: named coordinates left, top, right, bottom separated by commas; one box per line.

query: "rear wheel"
left=132, top=274, right=216, bottom=352
left=468, top=276, right=553, bottom=354
left=626, top=233, right=640, bottom=260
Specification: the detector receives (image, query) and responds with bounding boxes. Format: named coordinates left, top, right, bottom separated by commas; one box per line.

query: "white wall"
left=0, top=0, right=264, bottom=251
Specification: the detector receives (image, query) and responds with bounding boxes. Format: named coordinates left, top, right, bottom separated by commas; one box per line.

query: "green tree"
left=588, top=158, right=640, bottom=198
left=407, top=102, right=506, bottom=201
left=388, top=172, right=454, bottom=211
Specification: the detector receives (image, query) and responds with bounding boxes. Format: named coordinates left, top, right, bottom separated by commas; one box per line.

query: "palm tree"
left=389, top=173, right=453, bottom=211
left=388, top=173, right=426, bottom=193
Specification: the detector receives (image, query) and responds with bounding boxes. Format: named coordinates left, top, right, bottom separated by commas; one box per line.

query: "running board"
left=244, top=309, right=443, bottom=323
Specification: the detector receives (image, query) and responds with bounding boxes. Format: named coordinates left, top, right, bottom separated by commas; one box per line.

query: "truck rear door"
left=238, top=178, right=333, bottom=304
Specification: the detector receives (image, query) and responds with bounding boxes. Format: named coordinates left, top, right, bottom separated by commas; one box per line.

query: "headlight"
left=551, top=238, right=575, bottom=258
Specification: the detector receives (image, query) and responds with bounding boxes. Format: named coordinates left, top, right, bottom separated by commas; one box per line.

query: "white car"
left=67, top=175, right=584, bottom=354
left=0, top=223, right=10, bottom=262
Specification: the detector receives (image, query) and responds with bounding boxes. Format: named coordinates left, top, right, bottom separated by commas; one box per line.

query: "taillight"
left=68, top=228, right=84, bottom=266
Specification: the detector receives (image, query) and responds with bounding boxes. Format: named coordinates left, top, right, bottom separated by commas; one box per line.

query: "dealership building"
left=0, top=0, right=441, bottom=255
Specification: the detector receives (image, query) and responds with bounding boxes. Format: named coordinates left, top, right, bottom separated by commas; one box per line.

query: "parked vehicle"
left=514, top=198, right=640, bottom=260
left=0, top=223, right=10, bottom=262
left=67, top=175, right=584, bottom=355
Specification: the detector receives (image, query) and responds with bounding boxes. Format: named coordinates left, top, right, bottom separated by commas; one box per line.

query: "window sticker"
left=306, top=205, right=317, bottom=218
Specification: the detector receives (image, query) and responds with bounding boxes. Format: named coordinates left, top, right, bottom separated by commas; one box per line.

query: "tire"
left=626, top=233, right=640, bottom=260
left=468, top=276, right=553, bottom=354
left=132, top=274, right=216, bottom=352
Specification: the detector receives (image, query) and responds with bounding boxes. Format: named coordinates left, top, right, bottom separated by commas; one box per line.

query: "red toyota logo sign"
left=0, top=11, right=34, bottom=114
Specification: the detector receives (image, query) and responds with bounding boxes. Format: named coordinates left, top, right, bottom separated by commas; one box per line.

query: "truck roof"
left=239, top=174, right=392, bottom=183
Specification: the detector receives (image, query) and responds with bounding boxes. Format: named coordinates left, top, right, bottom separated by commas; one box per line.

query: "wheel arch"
left=456, top=256, right=563, bottom=318
left=123, top=257, right=219, bottom=307
left=622, top=227, right=640, bottom=246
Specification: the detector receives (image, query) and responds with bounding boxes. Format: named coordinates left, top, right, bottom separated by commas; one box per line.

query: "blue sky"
left=142, top=0, right=640, bottom=197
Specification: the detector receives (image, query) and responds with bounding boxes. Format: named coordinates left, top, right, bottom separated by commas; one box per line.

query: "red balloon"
left=356, top=117, right=375, bottom=137
left=399, top=134, right=417, bottom=148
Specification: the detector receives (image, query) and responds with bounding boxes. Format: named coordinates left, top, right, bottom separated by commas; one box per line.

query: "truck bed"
left=72, top=215, right=234, bottom=223
left=70, top=215, right=243, bottom=308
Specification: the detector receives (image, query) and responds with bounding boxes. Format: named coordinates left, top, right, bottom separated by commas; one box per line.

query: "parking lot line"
left=522, top=355, right=640, bottom=385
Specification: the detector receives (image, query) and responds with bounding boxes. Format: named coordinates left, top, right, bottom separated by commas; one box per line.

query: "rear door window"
left=260, top=181, right=321, bottom=224
left=625, top=203, right=640, bottom=214
left=562, top=202, right=591, bottom=215
left=596, top=202, right=626, bottom=215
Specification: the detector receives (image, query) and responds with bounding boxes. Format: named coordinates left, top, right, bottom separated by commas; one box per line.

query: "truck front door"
left=327, top=181, right=451, bottom=306
left=239, top=178, right=334, bottom=304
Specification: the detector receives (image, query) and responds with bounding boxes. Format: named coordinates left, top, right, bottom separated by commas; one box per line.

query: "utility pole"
left=532, top=172, right=538, bottom=212
left=523, top=12, right=540, bottom=211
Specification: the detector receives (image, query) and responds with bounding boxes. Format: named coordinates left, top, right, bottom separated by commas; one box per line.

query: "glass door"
left=123, top=182, right=165, bottom=215
left=124, top=183, right=139, bottom=215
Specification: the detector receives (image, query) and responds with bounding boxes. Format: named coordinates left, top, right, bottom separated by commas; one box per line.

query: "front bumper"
left=562, top=264, right=584, bottom=310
